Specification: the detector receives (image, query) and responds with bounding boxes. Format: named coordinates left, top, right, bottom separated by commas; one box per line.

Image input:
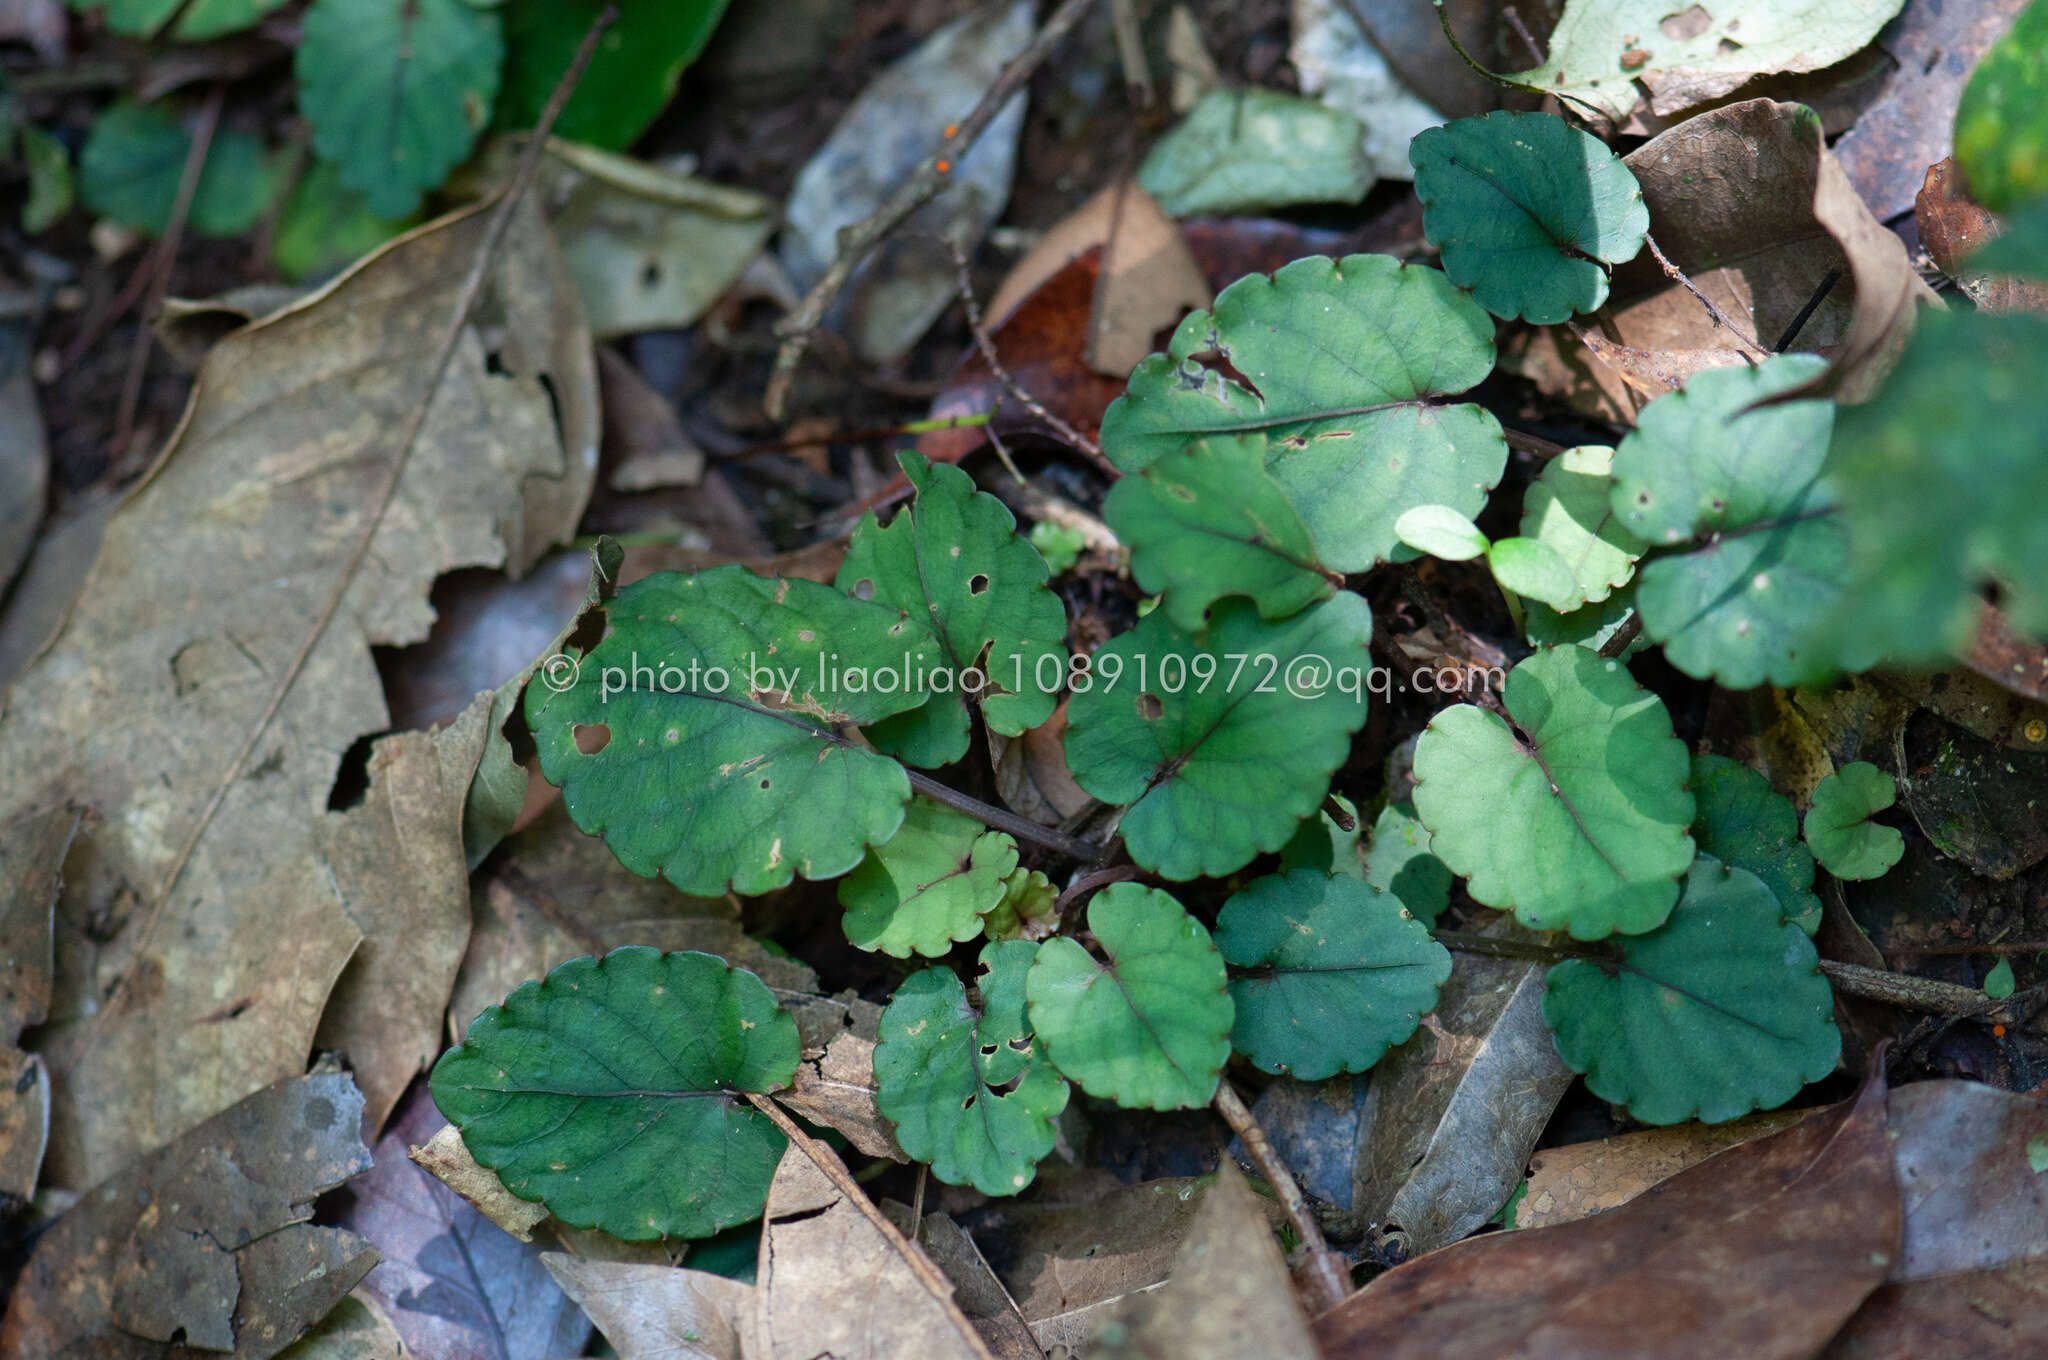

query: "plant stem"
left=1432, top=929, right=1584, bottom=965
left=1642, top=233, right=1772, bottom=357
left=1213, top=1080, right=1351, bottom=1316
left=1596, top=611, right=1644, bottom=659
left=1054, top=864, right=1142, bottom=928
left=904, top=769, right=1104, bottom=862
left=949, top=235, right=1110, bottom=474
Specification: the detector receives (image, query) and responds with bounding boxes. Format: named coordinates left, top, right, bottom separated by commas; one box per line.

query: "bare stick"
left=1595, top=610, right=1644, bottom=660
left=1643, top=232, right=1772, bottom=357
left=1109, top=0, right=1154, bottom=106
left=95, top=7, right=620, bottom=1038
left=905, top=768, right=1103, bottom=862
left=1054, top=864, right=1141, bottom=925
left=765, top=0, right=1098, bottom=419
left=1214, top=1080, right=1351, bottom=1315
left=747, top=1093, right=999, bottom=1360
left=1820, top=959, right=2034, bottom=1028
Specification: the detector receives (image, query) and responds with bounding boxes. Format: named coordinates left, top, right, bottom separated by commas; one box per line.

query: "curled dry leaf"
left=1916, top=158, right=2048, bottom=316
left=0, top=193, right=597, bottom=1189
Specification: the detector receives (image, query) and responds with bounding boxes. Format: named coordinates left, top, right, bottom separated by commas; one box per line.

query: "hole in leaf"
left=1007, top=1036, right=1032, bottom=1053
left=1659, top=5, right=1711, bottom=40
left=640, top=258, right=662, bottom=289
left=325, top=731, right=380, bottom=810
left=962, top=1093, right=978, bottom=1111
left=760, top=778, right=771, bottom=789
left=574, top=724, right=612, bottom=755
left=1137, top=693, right=1164, bottom=720
left=969, top=574, right=990, bottom=595
left=979, top=1043, right=998, bottom=1057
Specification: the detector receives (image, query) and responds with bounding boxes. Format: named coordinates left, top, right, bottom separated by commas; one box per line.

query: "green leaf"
left=499, top=0, right=730, bottom=150
left=1030, top=521, right=1085, bottom=576
left=1361, top=800, right=1453, bottom=927
left=1101, top=253, right=1506, bottom=572
left=430, top=947, right=799, bottom=1240
left=526, top=565, right=942, bottom=896
left=1831, top=308, right=2048, bottom=663
left=1689, top=754, right=1821, bottom=935
left=1805, top=762, right=1905, bottom=880
left=1486, top=536, right=1580, bottom=612
left=296, top=0, right=503, bottom=219
left=1216, top=870, right=1452, bottom=1079
left=1409, top=111, right=1649, bottom=324
left=68, top=0, right=289, bottom=39
left=1413, top=646, right=1695, bottom=938
left=1508, top=0, right=1907, bottom=122
left=1955, top=0, right=2048, bottom=212
left=837, top=798, right=1019, bottom=958
left=18, top=124, right=71, bottom=235
left=1523, top=582, right=1645, bottom=656
left=1542, top=859, right=1841, bottom=1125
left=272, top=159, right=418, bottom=282
left=1612, top=355, right=1849, bottom=687
left=79, top=101, right=281, bottom=238
left=1969, top=198, right=2048, bottom=281
left=873, top=941, right=1070, bottom=1195
left=1026, top=883, right=1232, bottom=1110
left=1394, top=504, right=1489, bottom=562
left=838, top=451, right=1068, bottom=767
left=1104, top=432, right=1333, bottom=631
left=983, top=866, right=1059, bottom=942
left=1985, top=958, right=2017, bottom=1001
left=1137, top=87, right=1371, bottom=217
left=1064, top=593, right=1373, bottom=880
left=1519, top=445, right=1643, bottom=610
left=1279, top=793, right=1364, bottom=878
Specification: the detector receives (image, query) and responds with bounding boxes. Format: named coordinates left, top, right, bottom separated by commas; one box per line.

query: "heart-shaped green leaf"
left=1064, top=593, right=1373, bottom=880
left=296, top=0, right=503, bottom=218
left=1409, top=111, right=1649, bottom=323
left=526, top=565, right=942, bottom=896
left=1026, top=884, right=1232, bottom=1110
left=838, top=797, right=1019, bottom=957
left=1520, top=445, right=1643, bottom=610
left=839, top=450, right=1068, bottom=766
left=874, top=940, right=1070, bottom=1196
left=1100, top=253, right=1505, bottom=571
left=1805, top=762, right=1905, bottom=880
left=1104, top=432, right=1333, bottom=631
left=1486, top=536, right=1580, bottom=611
left=1362, top=800, right=1453, bottom=927
left=1690, top=754, right=1821, bottom=935
left=431, top=947, right=799, bottom=1240
left=1413, top=646, right=1695, bottom=938
left=1542, top=859, right=1841, bottom=1125
left=1216, top=870, right=1451, bottom=1079
left=498, top=0, right=731, bottom=150
left=79, top=101, right=282, bottom=238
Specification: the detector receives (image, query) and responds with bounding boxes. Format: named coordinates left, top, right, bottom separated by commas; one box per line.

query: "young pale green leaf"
left=1690, top=754, right=1821, bottom=935
left=272, top=159, right=417, bottom=282
left=430, top=948, right=800, bottom=1240
left=1030, top=521, right=1085, bottom=576
left=1413, top=646, right=1695, bottom=938
left=1394, top=504, right=1489, bottom=562
left=1104, top=433, right=1333, bottom=631
left=1137, top=87, right=1372, bottom=217
left=837, top=797, right=1019, bottom=958
left=1955, top=0, right=2048, bottom=212
left=1542, top=859, right=1841, bottom=1125
left=499, top=0, right=730, bottom=151
left=1612, top=355, right=1850, bottom=687
left=1985, top=958, right=2017, bottom=1001
left=1831, top=309, right=2048, bottom=663
left=1805, top=762, right=1905, bottom=880
left=79, top=102, right=281, bottom=238
left=1361, top=800, right=1453, bottom=927
left=874, top=941, right=1070, bottom=1196
left=1026, top=884, right=1232, bottom=1110
left=1100, top=253, right=1505, bottom=571
left=1509, top=0, right=1906, bottom=122
left=838, top=451, right=1068, bottom=767
left=1519, top=445, right=1643, bottom=610
left=1216, top=870, right=1451, bottom=1080
left=983, top=866, right=1058, bottom=942
left=1409, top=111, right=1649, bottom=324
left=1064, top=593, right=1373, bottom=880
left=296, top=0, right=503, bottom=219
left=1486, top=536, right=1580, bottom=611
left=526, top=565, right=942, bottom=896
left=1524, top=583, right=1645, bottom=656
left=1279, top=792, right=1364, bottom=879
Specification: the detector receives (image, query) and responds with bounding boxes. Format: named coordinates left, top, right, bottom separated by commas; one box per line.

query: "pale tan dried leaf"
left=409, top=1123, right=548, bottom=1243
left=544, top=1255, right=753, bottom=1360
left=1514, top=1108, right=1822, bottom=1229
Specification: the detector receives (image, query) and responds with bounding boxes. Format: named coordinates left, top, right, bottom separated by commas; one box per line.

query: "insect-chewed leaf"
left=430, top=947, right=799, bottom=1241
left=1064, top=593, right=1373, bottom=880
left=1100, top=253, right=1505, bottom=571
left=1409, top=111, right=1649, bottom=324
left=874, top=941, right=1070, bottom=1196
left=1026, top=884, right=1232, bottom=1110
left=1804, top=762, right=1905, bottom=880
left=1216, top=870, right=1451, bottom=1080
left=1611, top=355, right=1850, bottom=688
left=526, top=565, right=942, bottom=897
left=1104, top=432, right=1333, bottom=631
left=296, top=0, right=503, bottom=219
left=838, top=797, right=1018, bottom=958
left=1690, top=754, right=1821, bottom=935
left=838, top=451, right=1068, bottom=766
left=1361, top=800, right=1453, bottom=926
left=1413, top=646, right=1694, bottom=938
left=1519, top=446, right=1643, bottom=611
left=1542, top=859, right=1841, bottom=1125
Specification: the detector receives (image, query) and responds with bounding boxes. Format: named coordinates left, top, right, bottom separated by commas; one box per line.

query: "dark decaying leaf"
left=0, top=806, right=79, bottom=1211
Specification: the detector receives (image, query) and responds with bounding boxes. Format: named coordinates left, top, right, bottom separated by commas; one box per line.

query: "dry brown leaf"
left=917, top=1213, right=1046, bottom=1360
left=0, top=194, right=597, bottom=1190
left=409, top=1122, right=549, bottom=1243
left=0, top=804, right=79, bottom=1211
left=544, top=1255, right=754, bottom=1360
left=1821, top=1261, right=2048, bottom=1359
left=1316, top=1070, right=1901, bottom=1360
left=777, top=1007, right=905, bottom=1161
left=1916, top=159, right=2048, bottom=316
left=989, top=700, right=1095, bottom=827
left=996, top=1178, right=1217, bottom=1331
left=273, top=1291, right=408, bottom=1360
left=1513, top=1107, right=1823, bottom=1230
left=0, top=1068, right=378, bottom=1358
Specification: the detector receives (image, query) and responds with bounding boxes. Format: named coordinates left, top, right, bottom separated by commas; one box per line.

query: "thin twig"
left=910, top=1163, right=928, bottom=1234
left=1883, top=939, right=2048, bottom=958
left=1213, top=1080, right=1351, bottom=1316
left=1320, top=794, right=1356, bottom=833
left=1595, top=611, right=1644, bottom=660
left=1772, top=268, right=1842, bottom=352
left=1108, top=0, right=1153, bottom=106
left=1501, top=6, right=1545, bottom=65
left=747, top=1093, right=1000, bottom=1360
left=765, top=0, right=1098, bottom=419
left=906, top=768, right=1103, bottom=862
left=1054, top=864, right=1141, bottom=924
left=1820, top=959, right=2030, bottom=1027
left=1643, top=232, right=1772, bottom=358
left=1504, top=427, right=1568, bottom=460
left=94, top=7, right=620, bottom=1038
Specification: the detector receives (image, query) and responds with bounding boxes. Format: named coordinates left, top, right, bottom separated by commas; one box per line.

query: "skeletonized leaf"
left=837, top=798, right=1018, bottom=958
left=1805, top=761, right=1905, bottom=879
